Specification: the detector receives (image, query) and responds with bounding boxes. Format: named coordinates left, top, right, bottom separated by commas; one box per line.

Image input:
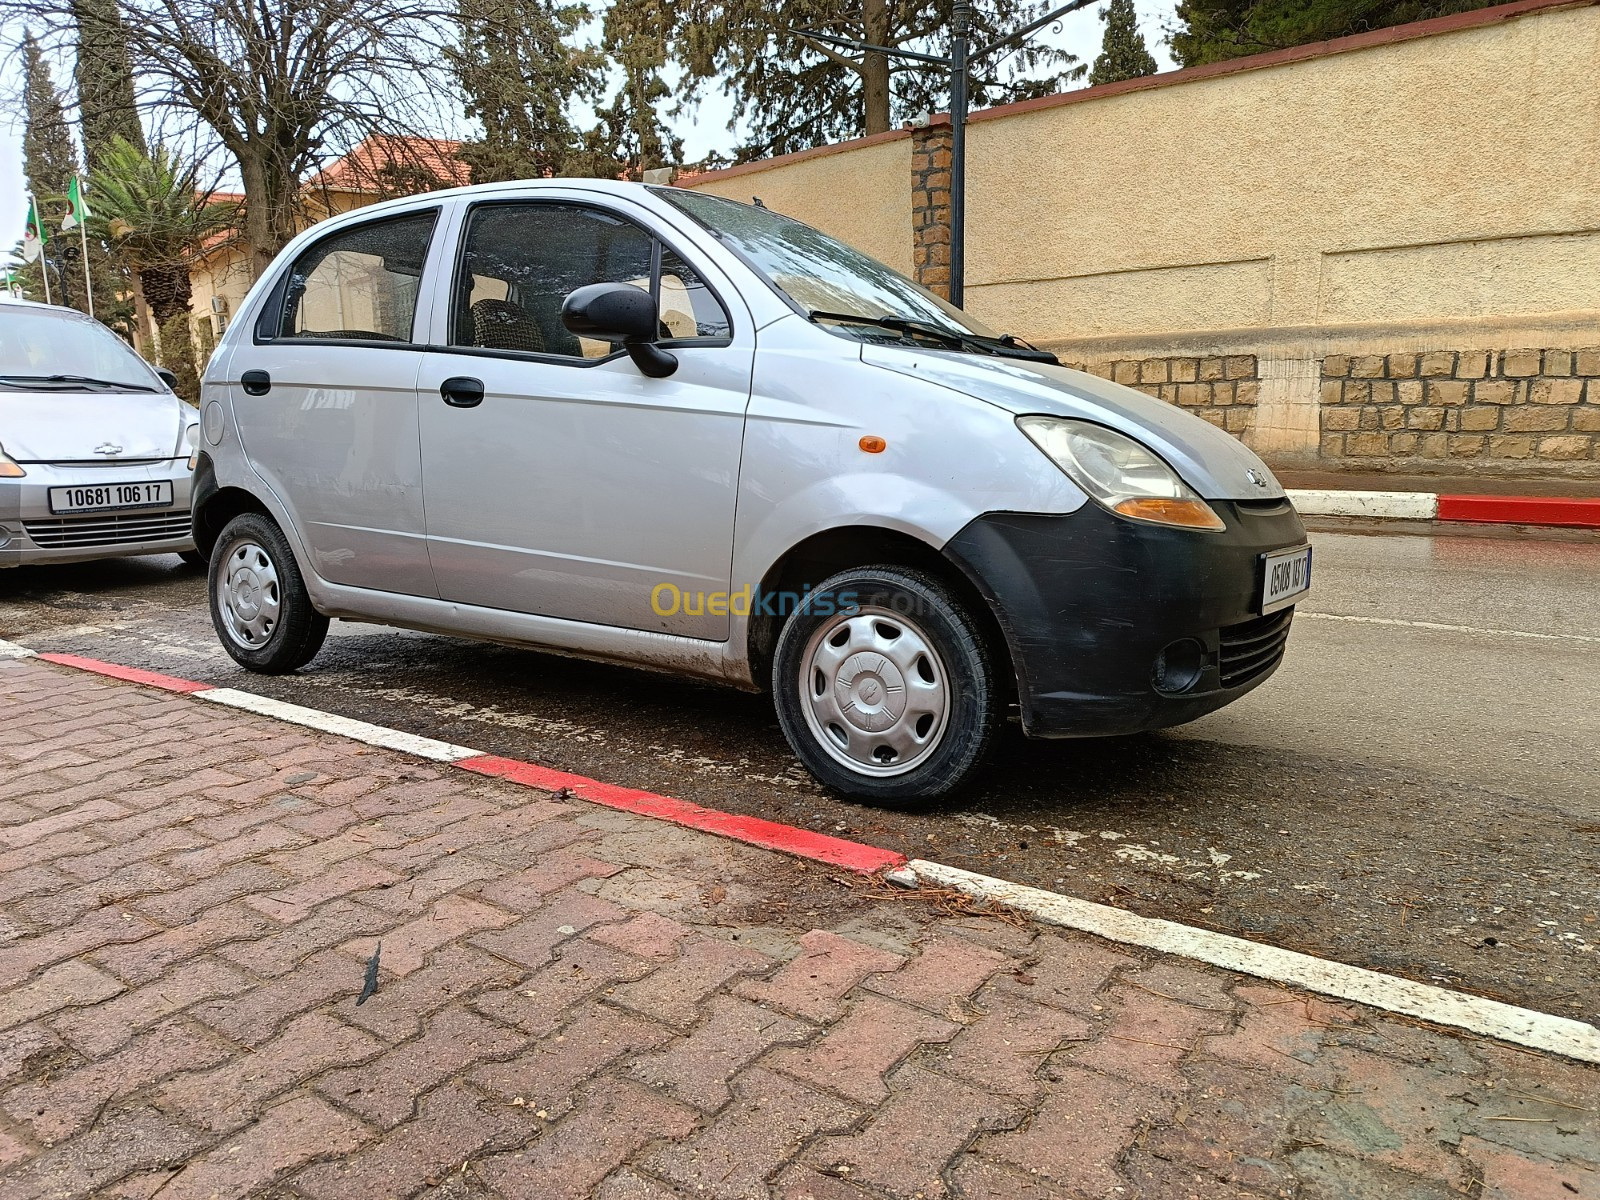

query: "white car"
left=195, top=181, right=1310, bottom=802
left=1, top=299, right=200, bottom=568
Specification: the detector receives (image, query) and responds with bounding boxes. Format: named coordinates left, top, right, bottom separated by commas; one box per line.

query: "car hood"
left=861, top=345, right=1286, bottom=501
left=0, top=389, right=190, bottom=462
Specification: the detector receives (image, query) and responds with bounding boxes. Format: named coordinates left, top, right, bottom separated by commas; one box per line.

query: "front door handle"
left=240, top=370, right=271, bottom=396
left=439, top=376, right=485, bottom=408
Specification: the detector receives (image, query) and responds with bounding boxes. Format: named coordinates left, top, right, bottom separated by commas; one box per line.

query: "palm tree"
left=90, top=137, right=238, bottom=397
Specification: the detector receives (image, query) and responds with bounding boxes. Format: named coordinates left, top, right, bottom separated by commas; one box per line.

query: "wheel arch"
left=191, top=457, right=274, bottom=558
left=745, top=524, right=1016, bottom=707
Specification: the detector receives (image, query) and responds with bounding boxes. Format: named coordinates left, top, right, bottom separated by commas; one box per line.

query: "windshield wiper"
left=0, top=373, right=160, bottom=393
left=808, top=310, right=968, bottom=349
left=808, top=310, right=1059, bottom=364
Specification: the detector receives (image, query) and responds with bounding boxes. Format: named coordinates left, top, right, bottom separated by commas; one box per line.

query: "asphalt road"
left=3, top=529, right=1597, bottom=1022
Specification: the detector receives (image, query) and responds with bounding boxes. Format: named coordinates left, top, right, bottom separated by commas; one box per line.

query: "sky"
left=0, top=0, right=1177, bottom=273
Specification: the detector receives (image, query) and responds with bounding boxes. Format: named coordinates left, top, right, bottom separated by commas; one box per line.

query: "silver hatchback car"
left=1, top=300, right=200, bottom=568
left=196, top=180, right=1310, bottom=802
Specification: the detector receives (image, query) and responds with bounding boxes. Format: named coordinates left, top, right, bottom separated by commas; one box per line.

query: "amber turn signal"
left=1112, top=497, right=1226, bottom=530
left=859, top=436, right=887, bottom=454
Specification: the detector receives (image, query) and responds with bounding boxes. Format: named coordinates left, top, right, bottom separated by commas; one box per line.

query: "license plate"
left=48, top=480, right=174, bottom=514
left=1261, top=544, right=1312, bottom=614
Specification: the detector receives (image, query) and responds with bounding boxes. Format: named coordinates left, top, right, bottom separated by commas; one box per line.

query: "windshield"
left=0, top=307, right=164, bottom=391
left=654, top=188, right=999, bottom=343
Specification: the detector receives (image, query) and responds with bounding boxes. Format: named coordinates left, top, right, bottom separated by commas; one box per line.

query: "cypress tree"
left=19, top=33, right=84, bottom=309
left=1089, top=0, right=1158, bottom=86
left=71, top=0, right=147, bottom=171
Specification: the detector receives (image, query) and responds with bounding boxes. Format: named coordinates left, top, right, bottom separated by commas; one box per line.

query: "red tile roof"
left=305, top=135, right=472, bottom=195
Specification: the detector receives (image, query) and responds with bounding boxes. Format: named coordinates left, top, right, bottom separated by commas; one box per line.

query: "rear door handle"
left=439, top=376, right=485, bottom=408
left=240, top=370, right=271, bottom=396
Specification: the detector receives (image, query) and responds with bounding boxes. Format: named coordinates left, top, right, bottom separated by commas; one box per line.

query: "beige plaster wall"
left=683, top=136, right=915, bottom=277
left=963, top=2, right=1600, bottom=343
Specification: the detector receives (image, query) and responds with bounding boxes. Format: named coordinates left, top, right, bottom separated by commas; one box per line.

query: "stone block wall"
left=910, top=123, right=953, bottom=299
left=1319, top=348, right=1600, bottom=465
left=1064, top=355, right=1261, bottom=438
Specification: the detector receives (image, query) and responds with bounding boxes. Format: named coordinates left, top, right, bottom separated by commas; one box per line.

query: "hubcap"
left=218, top=540, right=281, bottom=649
left=799, top=605, right=950, bottom=777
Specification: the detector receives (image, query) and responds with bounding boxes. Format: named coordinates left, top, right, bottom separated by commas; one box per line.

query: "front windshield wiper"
left=0, top=373, right=160, bottom=393
left=0, top=374, right=160, bottom=392
left=807, top=310, right=1059, bottom=364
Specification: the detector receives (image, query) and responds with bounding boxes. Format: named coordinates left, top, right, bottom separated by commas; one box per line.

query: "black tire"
left=208, top=512, right=328, bottom=674
left=771, top=565, right=1000, bottom=806
left=178, top=548, right=208, bottom=569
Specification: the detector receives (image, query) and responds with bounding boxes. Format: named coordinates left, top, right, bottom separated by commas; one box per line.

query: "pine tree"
left=71, top=0, right=146, bottom=172
left=677, top=0, right=1084, bottom=160
left=19, top=32, right=83, bottom=309
left=1170, top=0, right=1496, bottom=66
left=450, top=0, right=607, bottom=182
left=1090, top=0, right=1157, bottom=85
left=583, top=0, right=683, bottom=179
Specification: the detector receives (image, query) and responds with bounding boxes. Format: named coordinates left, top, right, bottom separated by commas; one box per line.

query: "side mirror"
left=561, top=282, right=678, bottom=379
left=156, top=367, right=180, bottom=390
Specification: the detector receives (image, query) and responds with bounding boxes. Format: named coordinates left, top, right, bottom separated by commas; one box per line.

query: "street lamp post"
left=796, top=0, right=1100, bottom=308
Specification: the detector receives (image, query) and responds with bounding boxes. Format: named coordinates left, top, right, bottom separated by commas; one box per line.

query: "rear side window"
left=453, top=203, right=731, bottom=359
left=272, top=211, right=438, bottom=344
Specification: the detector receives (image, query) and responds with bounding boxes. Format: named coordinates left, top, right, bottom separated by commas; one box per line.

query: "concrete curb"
left=1287, top=487, right=1600, bottom=528
left=5, top=636, right=1598, bottom=1065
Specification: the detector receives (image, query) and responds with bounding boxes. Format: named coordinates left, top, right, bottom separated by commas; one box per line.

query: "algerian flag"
left=21, top=197, right=46, bottom=262
left=62, top=176, right=90, bottom=232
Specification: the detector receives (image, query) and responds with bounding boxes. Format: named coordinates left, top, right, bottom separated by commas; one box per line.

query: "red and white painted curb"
left=1288, top=488, right=1600, bottom=528
left=5, top=636, right=1598, bottom=1065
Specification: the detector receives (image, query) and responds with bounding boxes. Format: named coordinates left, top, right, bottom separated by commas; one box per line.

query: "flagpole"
left=28, top=193, right=52, bottom=306
left=75, top=178, right=94, bottom=318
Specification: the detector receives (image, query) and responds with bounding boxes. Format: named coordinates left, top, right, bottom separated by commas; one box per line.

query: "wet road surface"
left=3, top=529, right=1597, bottom=1020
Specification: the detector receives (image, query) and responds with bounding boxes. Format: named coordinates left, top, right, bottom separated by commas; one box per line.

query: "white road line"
left=194, top=688, right=483, bottom=762
left=906, top=859, right=1600, bottom=1065
left=1298, top=612, right=1600, bottom=644
left=1287, top=489, right=1438, bottom=520
left=0, top=638, right=37, bottom=659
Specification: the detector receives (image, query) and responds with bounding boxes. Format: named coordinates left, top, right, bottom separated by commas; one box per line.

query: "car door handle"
left=240, top=370, right=271, bottom=396
left=439, top=376, right=485, bottom=408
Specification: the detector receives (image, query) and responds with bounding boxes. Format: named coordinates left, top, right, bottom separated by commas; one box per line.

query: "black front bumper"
left=943, top=498, right=1308, bottom=738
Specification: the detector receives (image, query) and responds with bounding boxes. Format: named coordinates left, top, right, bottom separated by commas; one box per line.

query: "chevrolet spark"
left=194, top=180, right=1310, bottom=803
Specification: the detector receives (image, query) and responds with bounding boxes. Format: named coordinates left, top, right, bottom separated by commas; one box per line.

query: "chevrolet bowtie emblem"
left=94, top=443, right=123, bottom=456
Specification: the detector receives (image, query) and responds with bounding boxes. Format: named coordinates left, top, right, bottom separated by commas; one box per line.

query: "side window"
left=275, top=211, right=437, bottom=343
left=453, top=204, right=731, bottom=358
left=658, top=250, right=732, bottom=341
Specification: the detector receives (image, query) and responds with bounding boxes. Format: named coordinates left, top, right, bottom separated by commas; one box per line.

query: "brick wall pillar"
left=911, top=120, right=954, bottom=299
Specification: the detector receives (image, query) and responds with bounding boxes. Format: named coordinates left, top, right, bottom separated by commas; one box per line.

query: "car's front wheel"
left=208, top=512, right=328, bottom=673
left=772, top=566, right=1000, bottom=806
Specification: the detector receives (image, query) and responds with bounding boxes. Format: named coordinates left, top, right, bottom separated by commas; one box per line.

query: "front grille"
left=25, top=510, right=191, bottom=549
left=1218, top=608, right=1294, bottom=688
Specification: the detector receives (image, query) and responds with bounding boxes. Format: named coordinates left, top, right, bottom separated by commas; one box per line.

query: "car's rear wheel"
left=208, top=512, right=328, bottom=673
left=772, top=566, right=1000, bottom=805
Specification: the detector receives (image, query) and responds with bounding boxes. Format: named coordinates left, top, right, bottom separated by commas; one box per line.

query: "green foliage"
left=1170, top=0, right=1498, bottom=66
left=1089, top=0, right=1157, bottom=85
left=676, top=0, right=1084, bottom=160
left=451, top=0, right=608, bottom=182
left=70, top=0, right=145, bottom=170
left=157, top=312, right=199, bottom=402
left=17, top=32, right=81, bottom=307
left=88, top=136, right=238, bottom=326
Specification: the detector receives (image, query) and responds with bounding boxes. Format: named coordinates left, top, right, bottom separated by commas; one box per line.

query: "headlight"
left=0, top=444, right=24, bottom=479
left=185, top=423, right=200, bottom=471
left=1017, top=416, right=1224, bottom=531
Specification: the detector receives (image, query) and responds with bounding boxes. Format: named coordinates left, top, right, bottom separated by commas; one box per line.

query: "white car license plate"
left=48, top=480, right=174, bottom=515
left=1261, top=544, right=1312, bottom=614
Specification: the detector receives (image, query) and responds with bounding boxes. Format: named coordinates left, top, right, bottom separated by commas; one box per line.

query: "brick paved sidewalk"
left=1, top=656, right=1596, bottom=1200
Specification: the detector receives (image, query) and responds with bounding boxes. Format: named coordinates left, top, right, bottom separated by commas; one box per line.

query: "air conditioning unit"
left=211, top=296, right=229, bottom=315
